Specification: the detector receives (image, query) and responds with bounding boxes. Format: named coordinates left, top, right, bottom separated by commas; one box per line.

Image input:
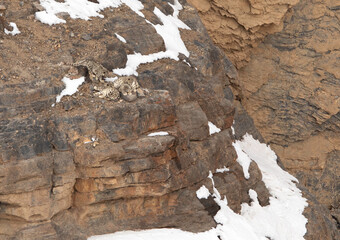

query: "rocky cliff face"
left=187, top=0, right=299, bottom=68
left=190, top=0, right=340, bottom=232
left=0, top=0, right=338, bottom=239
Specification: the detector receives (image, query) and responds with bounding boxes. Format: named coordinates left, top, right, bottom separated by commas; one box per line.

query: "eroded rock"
left=0, top=0, right=337, bottom=239
left=235, top=0, right=340, bottom=228
left=187, top=0, right=299, bottom=68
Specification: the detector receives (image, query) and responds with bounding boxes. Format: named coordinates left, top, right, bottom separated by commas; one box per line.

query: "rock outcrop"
left=187, top=0, right=299, bottom=68
left=0, top=0, right=338, bottom=239
left=237, top=0, right=340, bottom=224
left=190, top=0, right=340, bottom=231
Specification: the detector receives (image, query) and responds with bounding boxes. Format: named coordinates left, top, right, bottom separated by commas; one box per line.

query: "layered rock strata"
left=237, top=0, right=340, bottom=225
left=187, top=0, right=299, bottom=68
left=0, top=0, right=338, bottom=239
left=190, top=0, right=340, bottom=230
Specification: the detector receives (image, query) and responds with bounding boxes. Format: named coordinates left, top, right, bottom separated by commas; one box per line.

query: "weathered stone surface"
left=232, top=103, right=339, bottom=239
left=232, top=0, right=340, bottom=227
left=0, top=1, right=244, bottom=238
left=0, top=0, right=337, bottom=239
left=177, top=102, right=209, bottom=140
left=188, top=0, right=299, bottom=68
left=190, top=0, right=339, bottom=233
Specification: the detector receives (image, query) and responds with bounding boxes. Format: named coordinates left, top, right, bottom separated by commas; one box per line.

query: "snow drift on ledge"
left=89, top=133, right=308, bottom=240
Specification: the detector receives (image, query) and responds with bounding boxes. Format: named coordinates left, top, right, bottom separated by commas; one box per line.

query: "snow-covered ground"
left=55, top=76, right=85, bottom=103
left=147, top=131, right=169, bottom=137
left=89, top=132, right=308, bottom=240
left=35, top=0, right=144, bottom=25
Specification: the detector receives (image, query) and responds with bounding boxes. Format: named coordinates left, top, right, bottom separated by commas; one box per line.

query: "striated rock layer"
left=0, top=0, right=337, bottom=239
left=237, top=0, right=340, bottom=226
left=189, top=0, right=340, bottom=230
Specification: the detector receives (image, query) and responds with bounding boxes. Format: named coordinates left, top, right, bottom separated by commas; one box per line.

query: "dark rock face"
left=0, top=0, right=337, bottom=239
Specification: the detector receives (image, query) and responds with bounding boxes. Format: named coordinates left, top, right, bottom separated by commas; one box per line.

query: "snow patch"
left=231, top=126, right=235, bottom=135
left=196, top=185, right=210, bottom=199
left=147, top=131, right=169, bottom=137
left=113, top=51, right=170, bottom=76
left=232, top=141, right=251, bottom=179
left=208, top=121, right=221, bottom=135
left=35, top=0, right=144, bottom=25
left=55, top=76, right=85, bottom=103
left=216, top=166, right=229, bottom=173
left=4, top=22, right=20, bottom=35
left=112, top=0, right=190, bottom=76
left=88, top=229, right=218, bottom=240
left=115, top=33, right=126, bottom=43
left=238, top=134, right=308, bottom=240
left=35, top=0, right=191, bottom=77
left=152, top=1, right=190, bottom=57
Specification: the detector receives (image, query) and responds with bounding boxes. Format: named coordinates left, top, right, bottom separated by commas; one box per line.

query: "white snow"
left=208, top=121, right=221, bottom=135
left=147, top=131, right=169, bottom=137
left=183, top=59, right=191, bottom=66
left=115, top=33, right=126, bottom=43
left=35, top=0, right=191, bottom=77
left=112, top=0, right=190, bottom=76
left=84, top=136, right=98, bottom=144
left=216, top=166, right=229, bottom=173
left=196, top=185, right=210, bottom=199
left=113, top=51, right=171, bottom=76
left=55, top=76, right=85, bottom=103
left=238, top=134, right=308, bottom=240
left=232, top=141, right=252, bottom=179
left=4, top=22, right=20, bottom=35
left=35, top=0, right=144, bottom=25
left=88, top=229, right=218, bottom=240
left=89, top=133, right=308, bottom=240
left=152, top=1, right=190, bottom=57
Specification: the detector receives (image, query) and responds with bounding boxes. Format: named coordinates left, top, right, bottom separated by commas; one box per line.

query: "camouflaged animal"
left=72, top=60, right=146, bottom=102
left=73, top=60, right=109, bottom=83
left=93, top=85, right=120, bottom=101
left=113, top=76, right=144, bottom=102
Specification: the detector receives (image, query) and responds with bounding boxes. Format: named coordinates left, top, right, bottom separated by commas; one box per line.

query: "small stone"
left=82, top=34, right=92, bottom=41
left=70, top=32, right=75, bottom=37
left=32, top=2, right=45, bottom=11
left=121, top=93, right=137, bottom=102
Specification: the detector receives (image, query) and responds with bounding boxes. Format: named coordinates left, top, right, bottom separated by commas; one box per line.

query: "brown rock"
left=192, top=0, right=339, bottom=234
left=188, top=0, right=299, bottom=68
left=0, top=1, right=336, bottom=239
left=177, top=101, right=209, bottom=141
left=234, top=0, right=340, bottom=226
